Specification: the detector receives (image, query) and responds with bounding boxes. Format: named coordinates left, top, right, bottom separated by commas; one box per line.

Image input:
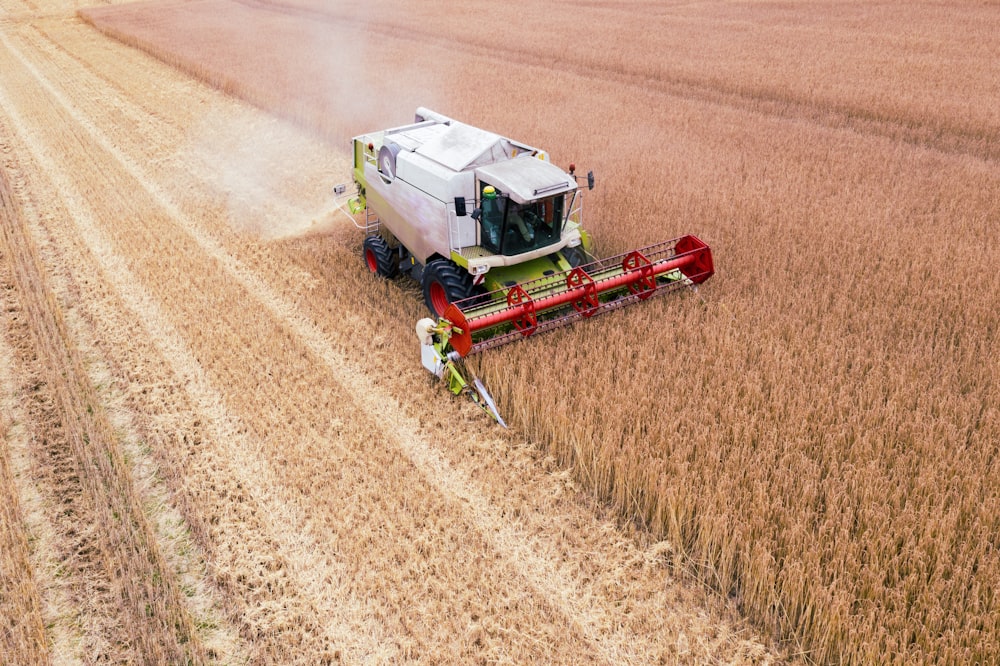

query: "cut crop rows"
left=77, top=1, right=1000, bottom=663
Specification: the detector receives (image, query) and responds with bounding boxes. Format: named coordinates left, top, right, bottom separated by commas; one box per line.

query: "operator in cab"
left=481, top=184, right=533, bottom=249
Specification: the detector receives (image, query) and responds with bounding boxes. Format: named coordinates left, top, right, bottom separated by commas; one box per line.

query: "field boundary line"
left=0, top=30, right=398, bottom=663
left=10, top=20, right=662, bottom=663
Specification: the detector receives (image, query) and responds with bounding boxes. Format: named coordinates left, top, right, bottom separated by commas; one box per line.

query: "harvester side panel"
left=362, top=160, right=475, bottom=263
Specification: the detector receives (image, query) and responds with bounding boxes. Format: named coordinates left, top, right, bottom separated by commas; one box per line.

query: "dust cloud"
left=183, top=106, right=349, bottom=240
left=175, top=0, right=445, bottom=242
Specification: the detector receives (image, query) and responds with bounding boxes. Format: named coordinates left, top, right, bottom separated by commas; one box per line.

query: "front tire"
left=421, top=260, right=473, bottom=318
left=363, top=236, right=398, bottom=277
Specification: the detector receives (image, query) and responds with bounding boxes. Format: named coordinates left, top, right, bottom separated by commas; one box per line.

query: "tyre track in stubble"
left=0, top=162, right=51, bottom=666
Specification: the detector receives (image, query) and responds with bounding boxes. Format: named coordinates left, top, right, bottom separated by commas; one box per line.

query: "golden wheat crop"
left=55, top=0, right=1000, bottom=662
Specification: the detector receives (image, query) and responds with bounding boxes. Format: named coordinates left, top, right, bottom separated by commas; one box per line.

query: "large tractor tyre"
left=421, top=260, right=474, bottom=318
left=363, top=236, right=398, bottom=278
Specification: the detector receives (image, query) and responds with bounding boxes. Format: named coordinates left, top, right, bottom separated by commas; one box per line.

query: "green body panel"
left=350, top=139, right=368, bottom=210
left=425, top=322, right=505, bottom=425
left=481, top=253, right=572, bottom=292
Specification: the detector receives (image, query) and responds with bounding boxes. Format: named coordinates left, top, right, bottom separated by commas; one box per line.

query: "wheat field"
left=3, top=0, right=997, bottom=663
left=0, top=0, right=787, bottom=663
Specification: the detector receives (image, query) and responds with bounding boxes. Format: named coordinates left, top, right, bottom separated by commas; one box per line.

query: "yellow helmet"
left=483, top=185, right=497, bottom=198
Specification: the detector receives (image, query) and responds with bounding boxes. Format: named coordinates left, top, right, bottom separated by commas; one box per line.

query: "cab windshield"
left=479, top=186, right=564, bottom=256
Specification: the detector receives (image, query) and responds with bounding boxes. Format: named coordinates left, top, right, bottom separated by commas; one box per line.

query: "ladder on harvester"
left=360, top=201, right=380, bottom=237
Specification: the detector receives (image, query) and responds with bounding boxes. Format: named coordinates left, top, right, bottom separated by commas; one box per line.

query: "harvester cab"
left=343, top=108, right=714, bottom=424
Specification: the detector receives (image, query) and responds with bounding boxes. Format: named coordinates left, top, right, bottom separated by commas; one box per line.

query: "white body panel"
left=355, top=110, right=578, bottom=265
left=474, top=156, right=575, bottom=204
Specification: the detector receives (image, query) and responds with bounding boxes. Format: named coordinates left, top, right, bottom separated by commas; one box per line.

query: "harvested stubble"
left=0, top=144, right=204, bottom=661
left=80, top=0, right=1000, bottom=663
left=0, top=165, right=50, bottom=666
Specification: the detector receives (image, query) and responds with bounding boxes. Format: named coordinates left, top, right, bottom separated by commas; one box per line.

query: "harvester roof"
left=414, top=122, right=504, bottom=171
left=381, top=112, right=541, bottom=175
left=475, top=156, right=577, bottom=204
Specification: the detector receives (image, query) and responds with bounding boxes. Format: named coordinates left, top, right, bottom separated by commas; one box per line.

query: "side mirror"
left=455, top=196, right=467, bottom=217
left=471, top=208, right=482, bottom=221
left=587, top=171, right=595, bottom=190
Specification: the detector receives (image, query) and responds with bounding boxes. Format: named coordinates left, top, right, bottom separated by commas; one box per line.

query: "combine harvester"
left=344, top=108, right=713, bottom=424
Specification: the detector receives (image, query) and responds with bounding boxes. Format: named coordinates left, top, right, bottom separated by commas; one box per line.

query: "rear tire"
left=363, top=236, right=398, bottom=277
left=422, top=260, right=473, bottom=318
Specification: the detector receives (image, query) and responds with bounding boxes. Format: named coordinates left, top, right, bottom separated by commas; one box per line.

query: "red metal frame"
left=444, top=235, right=713, bottom=357
left=567, top=267, right=600, bottom=317
left=623, top=250, right=656, bottom=299
left=506, top=284, right=537, bottom=335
